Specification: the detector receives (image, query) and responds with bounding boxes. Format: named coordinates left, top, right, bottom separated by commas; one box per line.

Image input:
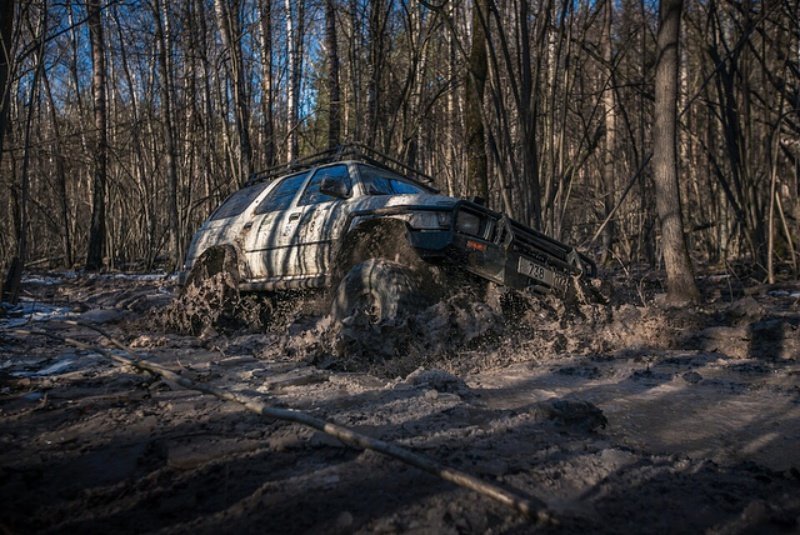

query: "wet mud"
left=1, top=269, right=799, bottom=533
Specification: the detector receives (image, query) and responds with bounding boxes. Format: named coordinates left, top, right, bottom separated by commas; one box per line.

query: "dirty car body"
left=181, top=146, right=595, bottom=296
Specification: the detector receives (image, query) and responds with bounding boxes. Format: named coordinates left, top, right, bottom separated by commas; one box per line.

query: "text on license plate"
left=517, top=257, right=567, bottom=289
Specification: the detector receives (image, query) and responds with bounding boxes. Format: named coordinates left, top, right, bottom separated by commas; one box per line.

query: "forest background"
left=0, top=0, right=798, bottom=302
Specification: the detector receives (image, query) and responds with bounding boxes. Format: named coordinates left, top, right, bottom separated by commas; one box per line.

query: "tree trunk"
left=366, top=0, right=386, bottom=149
left=86, top=0, right=108, bottom=271
left=42, top=69, right=72, bottom=267
left=285, top=0, right=301, bottom=160
left=154, top=0, right=182, bottom=271
left=0, top=0, right=13, bottom=301
left=259, top=0, right=275, bottom=167
left=4, top=4, right=44, bottom=302
left=326, top=0, right=341, bottom=149
left=601, top=0, right=616, bottom=264
left=465, top=0, right=488, bottom=199
left=0, top=0, right=13, bottom=170
left=215, top=0, right=252, bottom=178
left=653, top=0, right=700, bottom=304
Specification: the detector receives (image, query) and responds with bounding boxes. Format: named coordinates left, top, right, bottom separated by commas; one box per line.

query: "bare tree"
left=464, top=0, right=488, bottom=199
left=86, top=0, right=108, bottom=271
left=600, top=0, right=616, bottom=263
left=366, top=0, right=388, bottom=149
left=0, top=0, right=13, bottom=169
left=326, top=0, right=341, bottom=149
left=652, top=0, right=700, bottom=304
left=285, top=0, right=304, bottom=160
left=259, top=0, right=275, bottom=166
left=153, top=0, right=181, bottom=270
left=215, top=0, right=252, bottom=179
left=3, top=2, right=45, bottom=302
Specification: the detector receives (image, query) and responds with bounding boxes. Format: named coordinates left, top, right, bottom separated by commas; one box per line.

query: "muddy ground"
left=1, top=269, right=799, bottom=534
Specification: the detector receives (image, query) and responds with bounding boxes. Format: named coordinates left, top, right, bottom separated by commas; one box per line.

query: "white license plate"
left=517, top=257, right=567, bottom=289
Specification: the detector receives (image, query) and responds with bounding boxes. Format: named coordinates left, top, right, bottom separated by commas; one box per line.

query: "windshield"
left=358, top=165, right=431, bottom=196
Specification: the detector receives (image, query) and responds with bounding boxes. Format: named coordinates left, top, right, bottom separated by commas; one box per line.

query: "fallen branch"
left=9, top=322, right=554, bottom=524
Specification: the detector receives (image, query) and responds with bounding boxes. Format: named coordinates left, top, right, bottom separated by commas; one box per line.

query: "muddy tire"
left=184, top=246, right=240, bottom=292
left=331, top=259, right=432, bottom=324
left=170, top=246, right=244, bottom=335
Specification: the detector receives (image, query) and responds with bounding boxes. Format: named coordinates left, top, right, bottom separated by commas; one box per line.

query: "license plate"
left=517, top=257, right=567, bottom=290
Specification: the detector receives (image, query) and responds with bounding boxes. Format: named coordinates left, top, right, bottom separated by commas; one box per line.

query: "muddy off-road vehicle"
left=181, top=145, right=596, bottom=322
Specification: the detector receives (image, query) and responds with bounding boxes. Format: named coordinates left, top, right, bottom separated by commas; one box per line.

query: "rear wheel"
left=184, top=246, right=240, bottom=292
left=175, top=246, right=246, bottom=334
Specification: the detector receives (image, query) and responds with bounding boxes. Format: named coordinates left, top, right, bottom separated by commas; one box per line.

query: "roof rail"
left=244, top=143, right=438, bottom=191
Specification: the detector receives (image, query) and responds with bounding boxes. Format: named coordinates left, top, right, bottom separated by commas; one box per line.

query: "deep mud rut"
left=1, top=270, right=799, bottom=534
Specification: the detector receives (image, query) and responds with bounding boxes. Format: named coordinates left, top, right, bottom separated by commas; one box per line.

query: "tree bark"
left=653, top=0, right=700, bottom=304
left=465, top=0, right=488, bottom=199
left=86, top=0, right=108, bottom=271
left=326, top=0, right=341, bottom=149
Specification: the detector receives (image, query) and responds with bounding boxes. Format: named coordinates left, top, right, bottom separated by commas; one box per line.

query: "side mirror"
left=320, top=177, right=350, bottom=199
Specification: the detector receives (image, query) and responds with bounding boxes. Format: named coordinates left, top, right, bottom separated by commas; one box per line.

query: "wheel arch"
left=332, top=217, right=417, bottom=278
left=184, top=243, right=249, bottom=288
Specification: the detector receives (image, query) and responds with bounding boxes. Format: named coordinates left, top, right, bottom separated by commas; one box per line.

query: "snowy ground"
left=0, top=270, right=798, bottom=533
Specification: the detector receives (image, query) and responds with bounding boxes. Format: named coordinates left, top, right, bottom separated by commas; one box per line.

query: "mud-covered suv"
left=182, top=145, right=596, bottom=321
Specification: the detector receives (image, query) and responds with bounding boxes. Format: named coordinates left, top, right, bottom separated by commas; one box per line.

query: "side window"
left=253, top=172, right=310, bottom=215
left=210, top=183, right=268, bottom=221
left=298, top=164, right=351, bottom=206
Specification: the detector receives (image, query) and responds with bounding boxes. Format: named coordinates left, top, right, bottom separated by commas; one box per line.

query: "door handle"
left=288, top=213, right=301, bottom=221
left=242, top=222, right=253, bottom=230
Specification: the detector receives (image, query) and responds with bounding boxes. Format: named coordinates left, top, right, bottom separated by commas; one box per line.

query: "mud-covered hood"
left=348, top=193, right=458, bottom=212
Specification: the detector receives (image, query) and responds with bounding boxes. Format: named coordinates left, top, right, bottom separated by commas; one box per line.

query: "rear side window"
left=359, top=165, right=427, bottom=195
left=298, top=164, right=351, bottom=206
left=210, top=183, right=267, bottom=221
left=253, top=171, right=310, bottom=215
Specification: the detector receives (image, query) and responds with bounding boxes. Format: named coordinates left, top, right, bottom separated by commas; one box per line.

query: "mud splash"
left=156, top=272, right=271, bottom=336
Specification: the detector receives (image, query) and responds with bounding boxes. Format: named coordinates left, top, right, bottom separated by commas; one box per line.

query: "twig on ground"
left=8, top=321, right=554, bottom=524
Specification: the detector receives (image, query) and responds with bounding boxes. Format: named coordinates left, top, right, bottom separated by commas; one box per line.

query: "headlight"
left=456, top=211, right=482, bottom=236
left=397, top=211, right=451, bottom=230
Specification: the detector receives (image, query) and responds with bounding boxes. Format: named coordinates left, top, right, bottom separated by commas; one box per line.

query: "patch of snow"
left=22, top=275, right=64, bottom=285
left=767, top=289, right=800, bottom=298
left=11, top=357, right=75, bottom=377
left=4, top=351, right=108, bottom=378
left=94, top=272, right=170, bottom=281
left=0, top=300, right=77, bottom=328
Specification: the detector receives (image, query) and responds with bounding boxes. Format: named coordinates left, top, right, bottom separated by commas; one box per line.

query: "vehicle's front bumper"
left=348, top=200, right=594, bottom=295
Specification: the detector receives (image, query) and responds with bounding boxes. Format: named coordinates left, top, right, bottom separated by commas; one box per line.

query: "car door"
left=243, top=171, right=311, bottom=280
left=291, top=164, right=353, bottom=277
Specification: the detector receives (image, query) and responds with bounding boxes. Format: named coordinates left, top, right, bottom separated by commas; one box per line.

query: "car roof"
left=244, top=143, right=438, bottom=193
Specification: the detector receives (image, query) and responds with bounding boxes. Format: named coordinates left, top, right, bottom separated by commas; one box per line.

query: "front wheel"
left=330, top=259, right=434, bottom=324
